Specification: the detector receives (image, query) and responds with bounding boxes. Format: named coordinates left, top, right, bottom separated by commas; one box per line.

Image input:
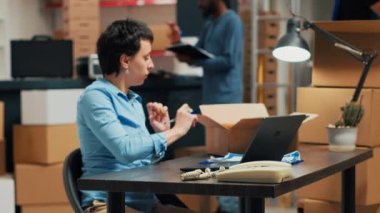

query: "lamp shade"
left=272, top=18, right=311, bottom=62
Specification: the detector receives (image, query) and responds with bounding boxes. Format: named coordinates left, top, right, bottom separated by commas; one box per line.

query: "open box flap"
left=197, top=115, right=225, bottom=128
left=232, top=118, right=264, bottom=129
left=290, top=112, right=319, bottom=124
left=199, top=103, right=269, bottom=126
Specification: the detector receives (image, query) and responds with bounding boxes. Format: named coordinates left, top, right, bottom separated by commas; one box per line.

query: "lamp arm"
left=302, top=19, right=379, bottom=102
left=303, top=20, right=364, bottom=61
left=351, top=55, right=377, bottom=102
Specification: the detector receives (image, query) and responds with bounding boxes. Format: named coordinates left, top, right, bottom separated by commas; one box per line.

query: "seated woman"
left=77, top=18, right=197, bottom=213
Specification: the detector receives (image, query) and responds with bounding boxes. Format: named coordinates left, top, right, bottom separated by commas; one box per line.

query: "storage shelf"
left=101, top=0, right=176, bottom=7
left=45, top=0, right=176, bottom=9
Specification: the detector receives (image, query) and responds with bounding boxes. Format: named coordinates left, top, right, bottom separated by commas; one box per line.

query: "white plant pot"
left=326, top=126, right=358, bottom=152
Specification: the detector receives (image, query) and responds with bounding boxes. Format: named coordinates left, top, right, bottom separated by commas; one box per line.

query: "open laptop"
left=180, top=114, right=306, bottom=172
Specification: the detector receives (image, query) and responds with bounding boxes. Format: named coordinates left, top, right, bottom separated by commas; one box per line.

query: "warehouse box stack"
left=14, top=89, right=82, bottom=213
left=62, top=0, right=100, bottom=77
left=240, top=10, right=280, bottom=115
left=296, top=21, right=380, bottom=211
left=0, top=101, right=15, bottom=213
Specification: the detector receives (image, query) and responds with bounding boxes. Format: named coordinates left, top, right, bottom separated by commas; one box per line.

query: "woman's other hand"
left=147, top=102, right=170, bottom=132
left=172, top=103, right=197, bottom=136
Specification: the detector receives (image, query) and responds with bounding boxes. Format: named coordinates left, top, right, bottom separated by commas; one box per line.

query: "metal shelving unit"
left=45, top=0, right=176, bottom=8
left=249, top=0, right=301, bottom=114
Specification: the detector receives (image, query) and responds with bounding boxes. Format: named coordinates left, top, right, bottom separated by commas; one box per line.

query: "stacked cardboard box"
left=14, top=89, right=82, bottom=212
left=303, top=199, right=380, bottom=213
left=258, top=12, right=279, bottom=115
left=62, top=0, right=100, bottom=77
left=148, top=25, right=175, bottom=74
left=240, top=10, right=280, bottom=115
left=296, top=21, right=380, bottom=211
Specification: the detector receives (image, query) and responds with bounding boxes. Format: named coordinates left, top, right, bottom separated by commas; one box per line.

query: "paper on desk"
left=205, top=151, right=303, bottom=165
left=208, top=153, right=243, bottom=163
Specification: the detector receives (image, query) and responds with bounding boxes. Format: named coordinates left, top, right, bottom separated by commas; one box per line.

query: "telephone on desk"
left=180, top=161, right=292, bottom=183
left=216, top=161, right=292, bottom=183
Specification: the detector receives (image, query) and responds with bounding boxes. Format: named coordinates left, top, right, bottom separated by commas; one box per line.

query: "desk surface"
left=78, top=144, right=372, bottom=198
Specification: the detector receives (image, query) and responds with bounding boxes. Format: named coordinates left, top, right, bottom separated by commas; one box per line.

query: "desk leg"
left=239, top=197, right=265, bottom=213
left=107, top=192, right=125, bottom=213
left=342, top=166, right=355, bottom=213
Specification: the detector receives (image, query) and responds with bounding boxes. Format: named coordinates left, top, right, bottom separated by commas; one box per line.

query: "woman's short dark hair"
left=96, top=18, right=154, bottom=76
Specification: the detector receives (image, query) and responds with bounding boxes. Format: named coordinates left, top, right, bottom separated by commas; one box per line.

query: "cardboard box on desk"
left=198, top=104, right=269, bottom=156
left=297, top=87, right=380, bottom=147
left=312, top=21, right=380, bottom=87
left=13, top=124, right=79, bottom=164
left=21, top=89, right=83, bottom=125
left=21, top=203, right=72, bottom=213
left=15, top=163, right=68, bottom=205
left=297, top=146, right=380, bottom=205
left=303, top=199, right=380, bottom=213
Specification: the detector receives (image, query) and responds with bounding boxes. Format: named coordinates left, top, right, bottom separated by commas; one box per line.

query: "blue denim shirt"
left=195, top=10, right=244, bottom=104
left=77, top=78, right=167, bottom=212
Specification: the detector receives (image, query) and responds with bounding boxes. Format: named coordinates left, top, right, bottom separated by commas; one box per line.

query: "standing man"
left=168, top=0, right=244, bottom=104
left=168, top=1, right=243, bottom=212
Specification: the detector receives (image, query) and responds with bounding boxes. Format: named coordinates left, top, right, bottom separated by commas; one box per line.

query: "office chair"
left=63, top=148, right=84, bottom=213
left=62, top=148, right=188, bottom=212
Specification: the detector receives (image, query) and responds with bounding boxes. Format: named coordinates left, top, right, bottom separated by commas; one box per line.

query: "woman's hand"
left=172, top=103, right=197, bottom=136
left=147, top=102, right=170, bottom=132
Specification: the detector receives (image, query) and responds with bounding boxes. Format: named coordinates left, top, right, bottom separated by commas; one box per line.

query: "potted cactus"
left=327, top=100, right=364, bottom=152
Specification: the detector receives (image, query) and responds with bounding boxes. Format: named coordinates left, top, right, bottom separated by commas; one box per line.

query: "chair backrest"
left=63, top=148, right=84, bottom=213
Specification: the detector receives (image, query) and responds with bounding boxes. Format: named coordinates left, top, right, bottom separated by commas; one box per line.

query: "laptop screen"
left=241, top=115, right=306, bottom=162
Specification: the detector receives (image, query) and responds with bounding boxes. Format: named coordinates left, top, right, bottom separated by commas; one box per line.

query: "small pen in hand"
left=169, top=107, right=200, bottom=124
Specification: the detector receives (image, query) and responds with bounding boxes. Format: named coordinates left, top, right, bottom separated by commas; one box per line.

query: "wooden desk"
left=78, top=144, right=373, bottom=213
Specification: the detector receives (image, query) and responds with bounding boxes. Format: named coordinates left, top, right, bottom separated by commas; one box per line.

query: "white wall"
left=0, top=0, right=53, bottom=79
left=8, top=0, right=53, bottom=39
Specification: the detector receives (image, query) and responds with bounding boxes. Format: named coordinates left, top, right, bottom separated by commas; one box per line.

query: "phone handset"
left=229, top=160, right=291, bottom=170
left=216, top=161, right=292, bottom=183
